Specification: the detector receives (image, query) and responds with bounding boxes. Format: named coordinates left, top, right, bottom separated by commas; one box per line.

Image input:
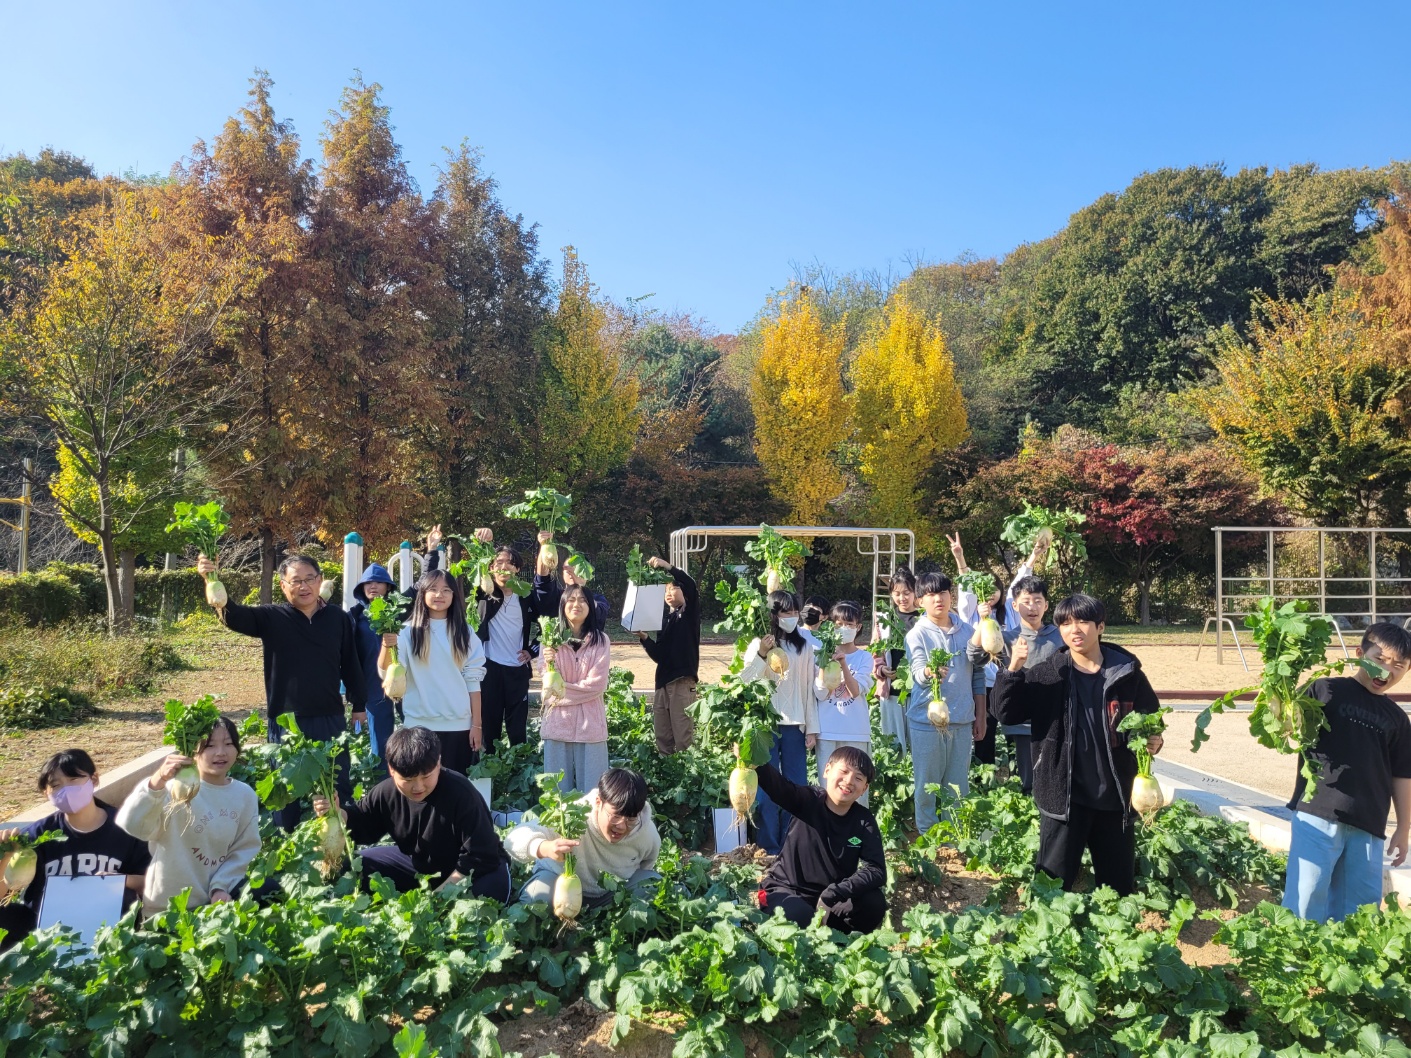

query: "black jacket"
left=222, top=600, right=367, bottom=717
left=757, top=764, right=886, bottom=903
left=993, top=643, right=1160, bottom=822
left=639, top=566, right=700, bottom=687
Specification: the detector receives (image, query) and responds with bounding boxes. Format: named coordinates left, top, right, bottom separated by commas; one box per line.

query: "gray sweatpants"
left=909, top=723, right=973, bottom=834
left=521, top=864, right=661, bottom=909
left=815, top=738, right=871, bottom=806
left=879, top=696, right=908, bottom=753
left=543, top=739, right=609, bottom=796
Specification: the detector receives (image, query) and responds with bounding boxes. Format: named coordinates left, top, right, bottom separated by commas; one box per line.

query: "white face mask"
left=777, top=616, right=799, bottom=633
left=838, top=626, right=858, bottom=645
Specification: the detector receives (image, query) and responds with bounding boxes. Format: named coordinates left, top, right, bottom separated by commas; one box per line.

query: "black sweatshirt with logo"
left=756, top=764, right=886, bottom=903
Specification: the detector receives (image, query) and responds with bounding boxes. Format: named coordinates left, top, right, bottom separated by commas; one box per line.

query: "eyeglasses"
left=283, top=574, right=320, bottom=588
left=489, top=563, right=518, bottom=572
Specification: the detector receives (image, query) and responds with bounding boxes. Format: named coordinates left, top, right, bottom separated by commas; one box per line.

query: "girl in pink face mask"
left=0, top=749, right=152, bottom=949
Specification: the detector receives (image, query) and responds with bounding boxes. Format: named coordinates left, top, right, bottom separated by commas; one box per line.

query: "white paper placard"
left=713, top=808, right=747, bottom=854
left=621, top=581, right=668, bottom=633
left=37, top=874, right=127, bottom=954
left=471, top=777, right=493, bottom=810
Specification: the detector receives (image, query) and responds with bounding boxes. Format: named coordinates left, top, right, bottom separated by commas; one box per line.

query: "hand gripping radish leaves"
left=564, top=547, right=595, bottom=583
left=1192, top=598, right=1364, bottom=799
left=1000, top=502, right=1087, bottom=572
left=958, top=571, right=1006, bottom=656
left=531, top=772, right=590, bottom=922
left=161, top=693, right=222, bottom=811
left=744, top=524, right=810, bottom=594
left=536, top=616, right=569, bottom=703
left=626, top=544, right=674, bottom=586
left=368, top=591, right=412, bottom=699
left=504, top=487, right=573, bottom=573
left=0, top=830, right=66, bottom=903
left=166, top=501, right=231, bottom=609
left=926, top=647, right=956, bottom=727
left=814, top=620, right=845, bottom=692
left=256, top=714, right=357, bottom=880
left=1118, top=706, right=1169, bottom=817
left=692, top=676, right=779, bottom=829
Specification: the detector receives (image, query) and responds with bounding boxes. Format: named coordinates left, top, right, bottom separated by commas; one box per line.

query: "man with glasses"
left=197, top=552, right=366, bottom=830
left=506, top=767, right=661, bottom=908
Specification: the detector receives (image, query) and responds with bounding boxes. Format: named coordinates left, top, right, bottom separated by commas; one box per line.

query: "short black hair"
left=195, top=716, right=242, bottom=757
left=1013, top=575, right=1049, bottom=600
left=916, top=572, right=953, bottom=597
left=803, top=595, right=830, bottom=618
left=1363, top=622, right=1411, bottom=661
left=889, top=566, right=916, bottom=591
left=385, top=726, right=441, bottom=777
left=830, top=600, right=863, bottom=625
left=596, top=767, right=648, bottom=818
left=37, top=748, right=96, bottom=793
left=1054, top=593, right=1106, bottom=627
left=278, top=554, right=321, bottom=578
left=826, top=745, right=875, bottom=784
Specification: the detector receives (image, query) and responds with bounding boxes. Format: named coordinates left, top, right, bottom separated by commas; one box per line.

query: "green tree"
left=1196, top=289, right=1411, bottom=525
left=536, top=247, right=641, bottom=489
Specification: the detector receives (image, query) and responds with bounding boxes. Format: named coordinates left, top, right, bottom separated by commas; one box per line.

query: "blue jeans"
left=756, top=724, right=808, bottom=855
left=364, top=695, right=396, bottom=763
left=1283, top=810, right=1384, bottom=923
left=909, top=722, right=973, bottom=834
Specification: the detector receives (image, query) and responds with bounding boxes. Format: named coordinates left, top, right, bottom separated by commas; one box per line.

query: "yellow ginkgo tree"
left=851, top=299, right=968, bottom=547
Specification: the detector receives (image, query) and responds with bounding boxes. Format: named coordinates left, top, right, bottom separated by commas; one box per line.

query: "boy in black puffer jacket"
left=993, top=593, right=1163, bottom=895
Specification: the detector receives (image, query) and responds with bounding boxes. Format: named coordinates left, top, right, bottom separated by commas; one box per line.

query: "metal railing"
left=1202, top=526, right=1411, bottom=666
left=668, top=525, right=915, bottom=622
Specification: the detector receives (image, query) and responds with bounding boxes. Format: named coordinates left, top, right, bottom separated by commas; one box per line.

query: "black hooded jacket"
left=993, top=642, right=1160, bottom=822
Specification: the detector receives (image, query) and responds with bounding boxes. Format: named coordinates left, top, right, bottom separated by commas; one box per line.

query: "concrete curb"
left=1154, top=760, right=1411, bottom=904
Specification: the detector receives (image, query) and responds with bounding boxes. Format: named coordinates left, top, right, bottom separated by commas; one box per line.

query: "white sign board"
left=471, top=777, right=493, bottom=810
left=621, top=582, right=668, bottom=633
left=37, top=874, right=127, bottom=956
left=713, top=808, right=747, bottom=854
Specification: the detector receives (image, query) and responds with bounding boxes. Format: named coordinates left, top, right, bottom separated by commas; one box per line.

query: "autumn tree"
left=536, top=247, right=641, bottom=489
left=851, top=298, right=968, bottom=546
left=750, top=290, right=847, bottom=523
left=304, top=76, right=440, bottom=551
left=182, top=71, right=318, bottom=599
left=1196, top=289, right=1411, bottom=525
left=1343, top=181, right=1411, bottom=360
left=421, top=143, right=548, bottom=533
left=0, top=186, right=251, bottom=632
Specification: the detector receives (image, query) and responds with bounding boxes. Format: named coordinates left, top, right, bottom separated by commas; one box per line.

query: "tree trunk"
left=119, top=548, right=137, bottom=627
left=98, top=532, right=126, bottom=637
left=1139, top=573, right=1152, bottom=626
left=260, top=526, right=276, bottom=605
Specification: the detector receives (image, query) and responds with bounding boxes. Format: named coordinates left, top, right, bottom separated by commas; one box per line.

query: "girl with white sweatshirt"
left=379, top=569, right=486, bottom=775
left=117, top=717, right=261, bottom=914
left=740, top=590, right=820, bottom=855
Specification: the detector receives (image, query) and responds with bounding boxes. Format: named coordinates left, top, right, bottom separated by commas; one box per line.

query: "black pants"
left=358, top=845, right=512, bottom=902
left=973, top=689, right=997, bottom=764
left=435, top=729, right=476, bottom=774
left=269, top=712, right=352, bottom=832
left=1037, top=802, right=1136, bottom=895
left=764, top=886, right=888, bottom=934
left=482, top=660, right=531, bottom=747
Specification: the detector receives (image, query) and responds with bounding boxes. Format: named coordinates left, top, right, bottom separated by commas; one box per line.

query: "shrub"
left=0, top=570, right=85, bottom=626
left=0, top=685, right=96, bottom=732
left=0, top=629, right=183, bottom=698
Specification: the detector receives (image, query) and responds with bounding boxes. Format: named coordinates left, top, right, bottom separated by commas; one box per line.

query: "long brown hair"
left=409, top=569, right=472, bottom=664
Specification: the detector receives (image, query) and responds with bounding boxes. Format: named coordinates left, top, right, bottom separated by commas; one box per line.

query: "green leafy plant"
left=254, top=713, right=356, bottom=880
left=368, top=591, right=412, bottom=698
left=870, top=602, right=912, bottom=707
left=1117, top=706, right=1169, bottom=817
left=814, top=619, right=844, bottom=691
left=957, top=570, right=997, bottom=599
left=536, top=615, right=569, bottom=701
left=925, top=646, right=956, bottom=726
left=1000, top=501, right=1088, bottom=570
left=165, top=500, right=231, bottom=607
left=626, top=544, right=674, bottom=586
left=0, top=685, right=95, bottom=732
left=161, top=693, right=222, bottom=808
left=692, top=674, right=779, bottom=826
left=744, top=523, right=809, bottom=594
left=505, top=486, right=573, bottom=572
left=564, top=546, right=595, bottom=583
left=532, top=771, right=590, bottom=921
left=1192, top=598, right=1361, bottom=797
left=713, top=573, right=770, bottom=671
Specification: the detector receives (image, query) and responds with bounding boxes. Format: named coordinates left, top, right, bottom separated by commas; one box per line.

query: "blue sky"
left=3, top=1, right=1406, bottom=332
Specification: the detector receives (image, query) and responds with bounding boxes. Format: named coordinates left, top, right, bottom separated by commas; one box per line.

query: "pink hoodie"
left=540, top=636, right=611, bottom=743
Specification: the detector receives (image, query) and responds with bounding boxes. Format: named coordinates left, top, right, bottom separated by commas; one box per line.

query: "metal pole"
left=17, top=458, right=31, bottom=575
left=1267, top=529, right=1275, bottom=601
left=1370, top=530, right=1378, bottom=625
left=1318, top=530, right=1326, bottom=621
left=1214, top=528, right=1223, bottom=665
